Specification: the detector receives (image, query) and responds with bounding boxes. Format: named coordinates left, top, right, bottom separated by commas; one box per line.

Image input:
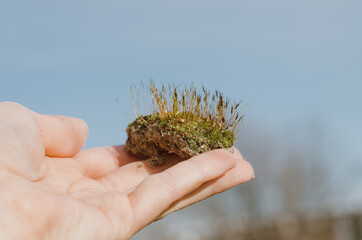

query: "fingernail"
left=226, top=147, right=235, bottom=154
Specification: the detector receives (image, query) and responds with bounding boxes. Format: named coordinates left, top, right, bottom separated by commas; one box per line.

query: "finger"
left=73, top=145, right=142, bottom=179
left=98, top=147, right=243, bottom=192
left=75, top=146, right=242, bottom=180
left=127, top=149, right=236, bottom=233
left=98, top=154, right=182, bottom=192
left=158, top=158, right=254, bottom=219
left=31, top=112, right=88, bottom=157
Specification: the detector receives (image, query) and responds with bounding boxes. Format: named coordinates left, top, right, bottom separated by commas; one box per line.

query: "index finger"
left=127, top=149, right=236, bottom=234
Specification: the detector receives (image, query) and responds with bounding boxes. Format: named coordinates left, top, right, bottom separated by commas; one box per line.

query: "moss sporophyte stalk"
left=125, top=83, right=244, bottom=166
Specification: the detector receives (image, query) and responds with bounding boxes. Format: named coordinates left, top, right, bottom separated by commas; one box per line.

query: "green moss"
left=125, top=83, right=243, bottom=162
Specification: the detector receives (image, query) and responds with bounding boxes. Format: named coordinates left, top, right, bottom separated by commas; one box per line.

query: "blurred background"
left=1, top=0, right=362, bottom=239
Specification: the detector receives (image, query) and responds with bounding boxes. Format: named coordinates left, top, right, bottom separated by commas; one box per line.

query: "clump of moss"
left=125, top=82, right=244, bottom=165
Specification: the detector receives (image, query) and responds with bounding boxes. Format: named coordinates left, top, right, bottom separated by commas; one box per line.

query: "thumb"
left=32, top=112, right=88, bottom=157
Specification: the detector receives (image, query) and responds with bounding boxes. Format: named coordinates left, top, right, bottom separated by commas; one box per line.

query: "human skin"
left=0, top=102, right=254, bottom=240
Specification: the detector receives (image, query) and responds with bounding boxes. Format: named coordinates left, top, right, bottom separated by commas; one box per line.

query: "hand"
left=0, top=102, right=254, bottom=240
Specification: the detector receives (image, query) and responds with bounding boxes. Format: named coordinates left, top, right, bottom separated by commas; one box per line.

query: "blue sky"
left=1, top=0, right=362, bottom=228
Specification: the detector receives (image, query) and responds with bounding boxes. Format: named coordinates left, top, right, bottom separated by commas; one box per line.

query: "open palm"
left=0, top=102, right=254, bottom=240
